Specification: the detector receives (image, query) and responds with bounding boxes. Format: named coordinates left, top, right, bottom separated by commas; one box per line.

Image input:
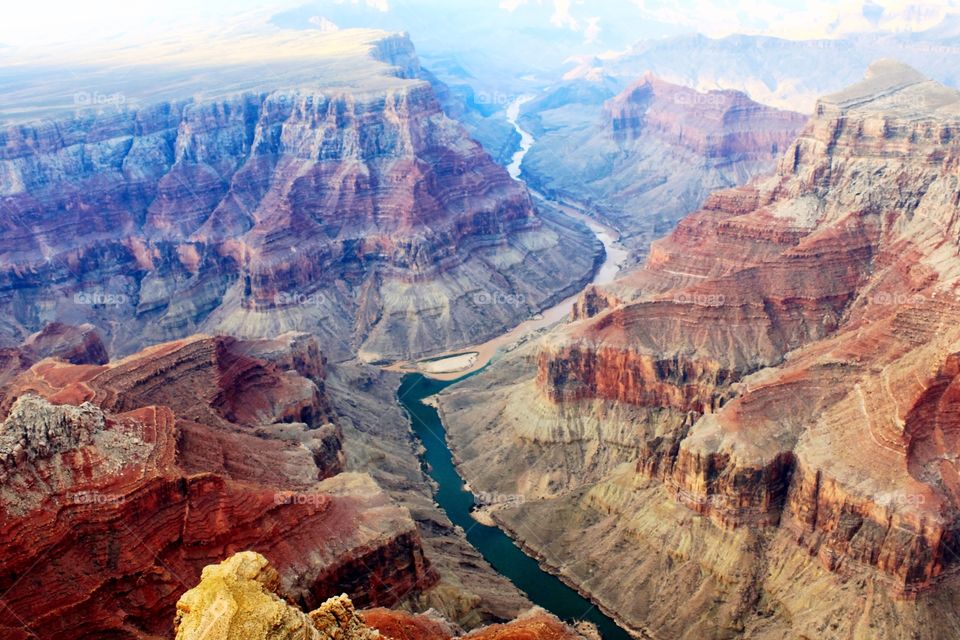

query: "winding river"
left=506, top=95, right=535, bottom=180
left=398, top=374, right=633, bottom=640
left=396, top=98, right=634, bottom=638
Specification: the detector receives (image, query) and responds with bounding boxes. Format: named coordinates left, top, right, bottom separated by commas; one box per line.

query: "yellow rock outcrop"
left=174, top=551, right=380, bottom=640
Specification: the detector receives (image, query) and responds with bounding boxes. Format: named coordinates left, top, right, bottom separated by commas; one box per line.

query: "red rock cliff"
left=607, top=72, right=808, bottom=160
left=536, top=61, right=960, bottom=595
left=0, top=333, right=436, bottom=639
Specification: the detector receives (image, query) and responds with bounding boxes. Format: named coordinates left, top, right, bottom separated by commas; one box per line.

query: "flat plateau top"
left=0, top=28, right=417, bottom=126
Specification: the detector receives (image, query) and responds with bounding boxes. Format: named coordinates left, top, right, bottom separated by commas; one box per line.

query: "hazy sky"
left=2, top=0, right=957, bottom=48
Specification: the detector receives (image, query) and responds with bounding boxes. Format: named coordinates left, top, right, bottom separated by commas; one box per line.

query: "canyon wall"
left=0, top=29, right=600, bottom=362
left=519, top=74, right=806, bottom=262
left=0, top=332, right=439, bottom=638
left=439, top=61, right=960, bottom=638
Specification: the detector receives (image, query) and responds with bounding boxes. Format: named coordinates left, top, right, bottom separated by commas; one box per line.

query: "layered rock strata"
left=0, top=29, right=600, bottom=362
left=0, top=322, right=108, bottom=395
left=0, top=334, right=436, bottom=639
left=439, top=62, right=960, bottom=638
left=519, top=74, right=806, bottom=261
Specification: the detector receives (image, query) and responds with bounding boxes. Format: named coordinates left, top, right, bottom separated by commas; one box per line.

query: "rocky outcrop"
left=362, top=608, right=459, bottom=640
left=2, top=332, right=346, bottom=483
left=174, top=552, right=587, bottom=640
left=607, top=74, right=806, bottom=158
left=0, top=394, right=105, bottom=473
left=174, top=552, right=379, bottom=640
left=440, top=62, right=960, bottom=638
left=17, top=322, right=109, bottom=365
left=0, top=335, right=436, bottom=639
left=463, top=612, right=592, bottom=640
left=365, top=608, right=593, bottom=640
left=519, top=73, right=805, bottom=261
left=0, top=29, right=600, bottom=362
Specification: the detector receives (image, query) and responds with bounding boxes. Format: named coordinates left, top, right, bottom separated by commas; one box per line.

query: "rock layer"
left=0, top=29, right=600, bottom=362
left=0, top=334, right=436, bottom=639
left=440, top=62, right=960, bottom=638
left=0, top=323, right=108, bottom=396
left=519, top=73, right=805, bottom=261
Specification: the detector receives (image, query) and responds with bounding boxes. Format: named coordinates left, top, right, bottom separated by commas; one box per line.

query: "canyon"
left=0, top=321, right=568, bottom=638
left=4, top=10, right=960, bottom=640
left=438, top=61, right=960, bottom=638
left=0, top=27, right=595, bottom=639
left=0, top=330, right=443, bottom=638
left=0, top=29, right=599, bottom=362
left=518, top=73, right=806, bottom=262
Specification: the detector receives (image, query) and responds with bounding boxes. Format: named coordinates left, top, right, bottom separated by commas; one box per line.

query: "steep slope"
left=520, top=74, right=805, bottom=261
left=439, top=61, right=960, bottom=639
left=324, top=361, right=532, bottom=628
left=0, top=29, right=600, bottom=362
left=0, top=334, right=437, bottom=639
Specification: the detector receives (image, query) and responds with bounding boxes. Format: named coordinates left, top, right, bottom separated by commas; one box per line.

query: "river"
left=398, top=374, right=634, bottom=640
left=395, top=97, right=635, bottom=639
left=506, top=95, right=535, bottom=180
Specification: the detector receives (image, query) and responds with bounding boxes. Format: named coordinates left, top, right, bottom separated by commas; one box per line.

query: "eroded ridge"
left=439, top=62, right=960, bottom=639
left=0, top=332, right=435, bottom=639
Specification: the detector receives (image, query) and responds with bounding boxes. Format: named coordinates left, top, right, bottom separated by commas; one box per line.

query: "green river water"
left=397, top=373, right=633, bottom=640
